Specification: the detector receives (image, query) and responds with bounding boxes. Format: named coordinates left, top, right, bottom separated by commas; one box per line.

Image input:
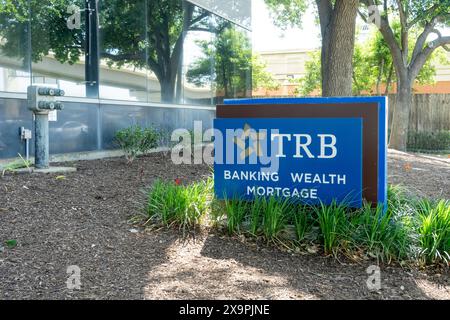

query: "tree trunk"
left=160, top=79, right=176, bottom=103
left=389, top=79, right=412, bottom=151
left=320, top=0, right=359, bottom=97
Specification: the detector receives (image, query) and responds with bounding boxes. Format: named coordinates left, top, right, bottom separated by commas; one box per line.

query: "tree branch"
left=189, top=12, right=208, bottom=27
left=147, top=55, right=162, bottom=81
left=188, top=27, right=211, bottom=33
left=101, top=52, right=141, bottom=62
left=395, top=0, right=408, bottom=63
left=407, top=3, right=440, bottom=29
left=410, top=18, right=439, bottom=65
left=410, top=34, right=450, bottom=80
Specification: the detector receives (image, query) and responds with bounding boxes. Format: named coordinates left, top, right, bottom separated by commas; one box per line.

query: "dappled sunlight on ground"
left=144, top=234, right=317, bottom=300
left=414, top=279, right=450, bottom=300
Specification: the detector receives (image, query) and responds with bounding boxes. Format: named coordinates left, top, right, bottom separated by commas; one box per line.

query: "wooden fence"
left=388, top=94, right=450, bottom=133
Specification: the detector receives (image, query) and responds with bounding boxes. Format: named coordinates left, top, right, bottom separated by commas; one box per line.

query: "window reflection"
left=186, top=18, right=252, bottom=103
left=0, top=0, right=31, bottom=92
left=0, top=0, right=251, bottom=104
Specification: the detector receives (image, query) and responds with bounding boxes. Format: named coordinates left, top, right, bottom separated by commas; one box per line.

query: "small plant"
left=5, top=239, right=17, bottom=249
left=262, top=197, right=291, bottom=241
left=416, top=199, right=450, bottom=264
left=1, top=154, right=31, bottom=176
left=292, top=205, right=310, bottom=242
left=115, top=125, right=159, bottom=163
left=248, top=197, right=264, bottom=235
left=349, top=204, right=410, bottom=263
left=314, top=201, right=347, bottom=255
left=224, top=197, right=248, bottom=235
left=146, top=178, right=213, bottom=232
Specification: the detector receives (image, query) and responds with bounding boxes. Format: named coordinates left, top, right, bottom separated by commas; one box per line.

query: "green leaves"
left=5, top=239, right=17, bottom=249
left=115, top=125, right=160, bottom=163
left=313, top=201, right=347, bottom=256
left=143, top=178, right=450, bottom=265
left=416, top=199, right=450, bottom=264
left=294, top=23, right=443, bottom=97
left=264, top=0, right=308, bottom=29
left=146, top=178, right=213, bottom=232
left=186, top=25, right=255, bottom=98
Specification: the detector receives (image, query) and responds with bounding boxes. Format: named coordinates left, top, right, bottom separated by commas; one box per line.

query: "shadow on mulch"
left=197, top=233, right=448, bottom=300
left=1, top=152, right=448, bottom=300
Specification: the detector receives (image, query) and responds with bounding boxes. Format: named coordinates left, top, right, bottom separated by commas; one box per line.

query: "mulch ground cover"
left=0, top=151, right=449, bottom=299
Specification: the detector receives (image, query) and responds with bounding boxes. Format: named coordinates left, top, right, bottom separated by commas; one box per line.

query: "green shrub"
left=314, top=201, right=347, bottom=255
left=415, top=199, right=450, bottom=264
left=115, top=125, right=159, bottom=163
left=262, top=197, right=292, bottom=241
left=292, top=205, right=310, bottom=242
left=224, top=198, right=248, bottom=235
left=349, top=204, right=412, bottom=263
left=146, top=178, right=213, bottom=231
left=407, top=131, right=450, bottom=153
left=144, top=177, right=450, bottom=266
left=248, top=197, right=265, bottom=235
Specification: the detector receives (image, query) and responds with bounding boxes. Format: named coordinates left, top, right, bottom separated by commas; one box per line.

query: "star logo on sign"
left=234, top=124, right=266, bottom=160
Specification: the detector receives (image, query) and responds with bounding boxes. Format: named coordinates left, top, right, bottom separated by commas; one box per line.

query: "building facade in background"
left=256, top=49, right=450, bottom=97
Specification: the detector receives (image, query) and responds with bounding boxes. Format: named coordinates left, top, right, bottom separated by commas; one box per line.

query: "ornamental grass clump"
left=348, top=203, right=411, bottom=263
left=261, top=197, right=292, bottom=241
left=223, top=198, right=249, bottom=235
left=146, top=178, right=213, bottom=231
left=415, top=199, right=450, bottom=264
left=292, top=204, right=310, bottom=242
left=313, top=201, right=347, bottom=255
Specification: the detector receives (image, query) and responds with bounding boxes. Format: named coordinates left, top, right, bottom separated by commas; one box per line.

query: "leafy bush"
left=115, top=125, right=159, bottom=163
left=224, top=198, right=248, bottom=235
left=348, top=204, right=411, bottom=263
left=143, top=178, right=450, bottom=266
left=146, top=178, right=213, bottom=232
left=262, top=197, right=292, bottom=241
left=407, top=131, right=450, bottom=153
left=313, top=201, right=347, bottom=255
left=292, top=205, right=311, bottom=242
left=416, top=199, right=450, bottom=264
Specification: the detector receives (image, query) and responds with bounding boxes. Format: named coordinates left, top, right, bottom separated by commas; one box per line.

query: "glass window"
left=144, top=0, right=214, bottom=104
left=0, top=0, right=252, bottom=104
left=29, top=0, right=90, bottom=98
left=186, top=15, right=252, bottom=104
left=99, top=0, right=149, bottom=101
left=0, top=0, right=31, bottom=92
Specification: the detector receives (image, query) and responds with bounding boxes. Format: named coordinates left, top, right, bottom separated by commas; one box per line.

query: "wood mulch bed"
left=0, top=150, right=448, bottom=300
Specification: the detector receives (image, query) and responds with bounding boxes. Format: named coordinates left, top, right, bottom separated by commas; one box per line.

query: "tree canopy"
left=295, top=24, right=446, bottom=96
left=360, top=0, right=450, bottom=150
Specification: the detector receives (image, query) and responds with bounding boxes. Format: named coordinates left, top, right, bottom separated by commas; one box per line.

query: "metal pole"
left=34, top=113, right=49, bottom=169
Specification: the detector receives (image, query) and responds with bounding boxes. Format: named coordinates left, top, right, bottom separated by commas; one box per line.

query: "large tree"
left=265, top=0, right=360, bottom=96
left=295, top=25, right=443, bottom=96
left=0, top=0, right=211, bottom=103
left=360, top=0, right=450, bottom=150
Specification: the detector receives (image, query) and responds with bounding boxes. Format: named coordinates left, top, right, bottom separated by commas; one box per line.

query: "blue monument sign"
left=214, top=97, right=388, bottom=208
